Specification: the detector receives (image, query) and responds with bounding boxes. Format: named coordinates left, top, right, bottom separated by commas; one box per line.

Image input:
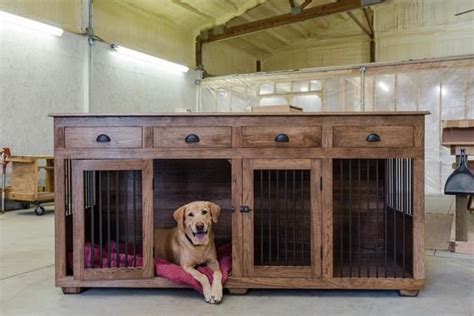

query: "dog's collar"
left=184, top=232, right=199, bottom=246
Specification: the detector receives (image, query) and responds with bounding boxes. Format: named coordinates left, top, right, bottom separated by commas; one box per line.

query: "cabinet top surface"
left=50, top=111, right=429, bottom=118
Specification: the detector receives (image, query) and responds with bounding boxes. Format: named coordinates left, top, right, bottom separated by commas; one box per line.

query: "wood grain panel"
left=142, top=160, right=154, bottom=278
left=153, top=127, right=231, bottom=148
left=232, top=159, right=243, bottom=277
left=311, top=159, right=322, bottom=278
left=321, top=158, right=333, bottom=279
left=55, top=159, right=66, bottom=280
left=333, top=126, right=414, bottom=148
left=413, top=158, right=425, bottom=280
left=65, top=127, right=142, bottom=148
left=242, top=159, right=253, bottom=277
left=57, top=275, right=424, bottom=290
left=242, top=126, right=321, bottom=148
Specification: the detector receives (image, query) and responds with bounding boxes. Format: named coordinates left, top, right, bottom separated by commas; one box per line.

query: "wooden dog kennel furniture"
left=51, top=112, right=427, bottom=296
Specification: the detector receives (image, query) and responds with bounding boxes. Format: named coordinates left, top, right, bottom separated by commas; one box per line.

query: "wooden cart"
left=5, top=155, right=54, bottom=215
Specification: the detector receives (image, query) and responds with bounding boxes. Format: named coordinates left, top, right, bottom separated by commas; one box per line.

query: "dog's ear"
left=173, top=204, right=187, bottom=229
left=207, top=202, right=221, bottom=223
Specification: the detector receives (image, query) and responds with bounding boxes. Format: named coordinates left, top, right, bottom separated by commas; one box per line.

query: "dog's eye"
left=201, top=210, right=208, bottom=215
left=188, top=213, right=194, bottom=217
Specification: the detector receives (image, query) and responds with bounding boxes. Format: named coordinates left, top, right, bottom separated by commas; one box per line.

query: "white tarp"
left=198, top=57, right=474, bottom=195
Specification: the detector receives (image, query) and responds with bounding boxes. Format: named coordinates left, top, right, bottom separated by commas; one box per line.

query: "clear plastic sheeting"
left=199, top=57, right=474, bottom=195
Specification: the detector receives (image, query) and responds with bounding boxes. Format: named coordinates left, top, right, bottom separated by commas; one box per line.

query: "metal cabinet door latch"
left=240, top=206, right=251, bottom=213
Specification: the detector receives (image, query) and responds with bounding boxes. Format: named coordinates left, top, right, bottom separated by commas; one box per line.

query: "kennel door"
left=71, top=160, right=154, bottom=280
left=242, top=159, right=321, bottom=278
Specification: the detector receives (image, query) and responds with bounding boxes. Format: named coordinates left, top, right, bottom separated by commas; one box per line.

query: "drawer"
left=242, top=126, right=321, bottom=148
left=333, top=126, right=414, bottom=148
left=65, top=127, right=143, bottom=148
left=153, top=127, right=231, bottom=148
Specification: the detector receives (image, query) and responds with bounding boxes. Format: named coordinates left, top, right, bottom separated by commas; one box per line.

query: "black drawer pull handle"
left=185, top=134, right=200, bottom=143
left=275, top=133, right=290, bottom=143
left=366, top=133, right=381, bottom=142
left=96, top=134, right=111, bottom=143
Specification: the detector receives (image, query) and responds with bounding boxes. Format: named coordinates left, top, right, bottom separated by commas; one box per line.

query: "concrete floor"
left=1, top=208, right=473, bottom=316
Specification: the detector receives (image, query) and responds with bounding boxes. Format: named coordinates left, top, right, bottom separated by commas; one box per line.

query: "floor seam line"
left=0, top=264, right=54, bottom=281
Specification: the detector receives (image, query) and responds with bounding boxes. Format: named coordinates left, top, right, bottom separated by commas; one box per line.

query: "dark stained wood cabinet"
left=52, top=112, right=427, bottom=296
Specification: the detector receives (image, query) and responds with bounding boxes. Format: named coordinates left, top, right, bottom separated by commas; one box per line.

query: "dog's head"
left=173, top=201, right=221, bottom=246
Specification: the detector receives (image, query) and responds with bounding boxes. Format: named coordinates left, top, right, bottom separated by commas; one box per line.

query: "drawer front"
left=65, top=127, right=143, bottom=148
left=242, top=126, right=322, bottom=148
left=333, top=126, right=414, bottom=148
left=153, top=127, right=231, bottom=148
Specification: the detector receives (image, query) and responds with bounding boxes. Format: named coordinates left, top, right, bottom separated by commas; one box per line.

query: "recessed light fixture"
left=0, top=10, right=63, bottom=36
left=111, top=44, right=189, bottom=73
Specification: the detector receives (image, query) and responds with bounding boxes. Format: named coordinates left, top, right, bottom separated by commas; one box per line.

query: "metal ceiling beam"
left=201, top=0, right=379, bottom=43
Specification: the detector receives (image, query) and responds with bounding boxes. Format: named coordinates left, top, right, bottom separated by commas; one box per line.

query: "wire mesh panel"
left=253, top=170, right=311, bottom=266
left=333, top=159, right=413, bottom=278
left=83, top=170, right=143, bottom=269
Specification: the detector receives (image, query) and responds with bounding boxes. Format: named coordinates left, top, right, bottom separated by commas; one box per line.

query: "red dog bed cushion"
left=155, top=243, right=232, bottom=294
left=68, top=242, right=231, bottom=294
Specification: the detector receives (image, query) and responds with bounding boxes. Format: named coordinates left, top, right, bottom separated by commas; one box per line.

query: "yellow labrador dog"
left=154, top=201, right=222, bottom=304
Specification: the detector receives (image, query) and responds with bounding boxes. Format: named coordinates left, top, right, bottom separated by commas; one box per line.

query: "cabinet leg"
left=399, top=290, right=419, bottom=297
left=62, top=287, right=84, bottom=294
left=227, top=288, right=249, bottom=295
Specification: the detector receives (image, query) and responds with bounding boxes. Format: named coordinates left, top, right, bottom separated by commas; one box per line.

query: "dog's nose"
left=196, top=223, right=205, bottom=232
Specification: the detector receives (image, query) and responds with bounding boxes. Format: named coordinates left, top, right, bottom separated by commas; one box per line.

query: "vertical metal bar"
left=375, top=160, right=379, bottom=278
left=116, top=171, right=119, bottom=266
left=292, top=170, right=296, bottom=265
left=349, top=160, right=352, bottom=277
left=393, top=159, right=397, bottom=278
left=358, top=159, right=361, bottom=277
left=99, top=172, right=103, bottom=268
left=133, top=170, right=137, bottom=266
left=366, top=160, right=370, bottom=277
left=124, top=171, right=129, bottom=268
left=83, top=172, right=86, bottom=266
left=276, top=170, right=280, bottom=264
left=384, top=160, right=388, bottom=278
left=260, top=170, right=263, bottom=265
left=285, top=170, right=288, bottom=263
left=340, top=160, right=343, bottom=277
left=69, top=160, right=73, bottom=216
left=107, top=171, right=111, bottom=268
left=409, top=159, right=412, bottom=216
left=402, top=159, right=406, bottom=278
left=89, top=172, right=94, bottom=268
left=268, top=170, right=272, bottom=264
left=300, top=170, right=304, bottom=265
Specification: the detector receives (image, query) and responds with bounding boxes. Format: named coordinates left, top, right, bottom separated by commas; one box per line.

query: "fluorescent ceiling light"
left=112, top=45, right=189, bottom=73
left=0, top=10, right=63, bottom=36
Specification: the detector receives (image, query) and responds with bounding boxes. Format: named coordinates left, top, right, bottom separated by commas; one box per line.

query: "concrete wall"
left=92, top=41, right=197, bottom=113
left=0, top=0, right=82, bottom=33
left=0, top=24, right=85, bottom=155
left=0, top=10, right=198, bottom=155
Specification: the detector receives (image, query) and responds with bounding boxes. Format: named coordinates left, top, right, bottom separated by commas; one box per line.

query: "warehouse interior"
left=0, top=0, right=473, bottom=315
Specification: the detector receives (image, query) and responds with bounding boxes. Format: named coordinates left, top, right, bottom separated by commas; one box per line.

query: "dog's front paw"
left=210, top=282, right=223, bottom=304
left=203, top=287, right=217, bottom=304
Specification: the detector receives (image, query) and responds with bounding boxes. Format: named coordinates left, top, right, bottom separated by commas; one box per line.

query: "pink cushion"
left=155, top=243, right=232, bottom=294
left=68, top=242, right=232, bottom=294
